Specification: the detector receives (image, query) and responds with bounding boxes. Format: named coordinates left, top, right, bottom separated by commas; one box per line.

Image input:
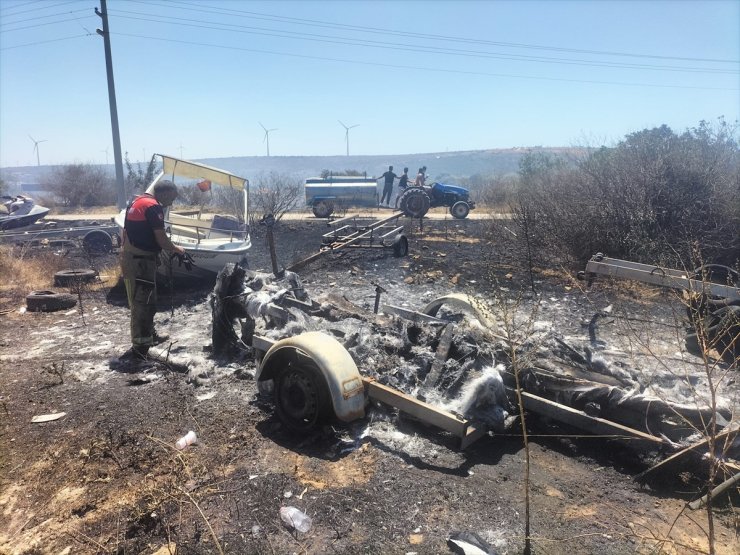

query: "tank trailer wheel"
left=312, top=201, right=334, bottom=219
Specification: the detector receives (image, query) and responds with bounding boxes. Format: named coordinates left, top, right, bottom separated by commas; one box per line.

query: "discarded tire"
left=26, top=290, right=77, bottom=312
left=54, top=269, right=98, bottom=287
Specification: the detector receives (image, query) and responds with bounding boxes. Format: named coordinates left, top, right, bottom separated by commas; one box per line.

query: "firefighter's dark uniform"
left=121, top=193, right=165, bottom=352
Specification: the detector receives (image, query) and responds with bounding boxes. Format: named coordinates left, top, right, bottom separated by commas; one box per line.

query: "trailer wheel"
left=685, top=264, right=740, bottom=321
left=398, top=188, right=430, bottom=218
left=450, top=201, right=470, bottom=219
left=54, top=268, right=98, bottom=286
left=685, top=305, right=740, bottom=365
left=393, top=235, right=409, bottom=257
left=312, top=201, right=334, bottom=218
left=274, top=361, right=331, bottom=431
left=82, top=230, right=113, bottom=254
left=26, top=290, right=77, bottom=312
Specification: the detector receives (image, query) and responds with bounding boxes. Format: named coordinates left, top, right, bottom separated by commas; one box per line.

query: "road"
left=49, top=207, right=509, bottom=222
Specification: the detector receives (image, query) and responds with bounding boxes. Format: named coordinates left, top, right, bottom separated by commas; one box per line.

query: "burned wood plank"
left=635, top=425, right=740, bottom=480
left=424, top=323, right=455, bottom=389
left=364, top=377, right=468, bottom=437
left=688, top=471, right=740, bottom=510
left=520, top=392, right=668, bottom=449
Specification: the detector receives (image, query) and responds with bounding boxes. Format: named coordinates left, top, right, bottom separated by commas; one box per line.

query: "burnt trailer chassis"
left=580, top=253, right=740, bottom=364
left=211, top=264, right=739, bottom=470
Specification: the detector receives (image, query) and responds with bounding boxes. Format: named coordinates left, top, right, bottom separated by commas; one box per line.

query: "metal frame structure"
left=288, top=212, right=408, bottom=272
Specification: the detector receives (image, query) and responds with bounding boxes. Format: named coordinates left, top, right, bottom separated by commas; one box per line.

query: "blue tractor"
left=397, top=182, right=475, bottom=219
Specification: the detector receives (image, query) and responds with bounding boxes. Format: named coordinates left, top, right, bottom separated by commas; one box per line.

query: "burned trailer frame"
left=212, top=265, right=687, bottom=453
left=580, top=253, right=740, bottom=364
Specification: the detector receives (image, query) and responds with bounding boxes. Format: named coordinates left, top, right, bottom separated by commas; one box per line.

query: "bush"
left=513, top=119, right=740, bottom=268
left=42, top=164, right=116, bottom=207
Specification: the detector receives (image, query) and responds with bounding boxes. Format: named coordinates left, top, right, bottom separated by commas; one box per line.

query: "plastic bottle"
left=175, top=430, right=197, bottom=450
left=279, top=506, right=312, bottom=533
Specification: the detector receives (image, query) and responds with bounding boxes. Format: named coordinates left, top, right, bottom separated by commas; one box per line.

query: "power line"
left=110, top=31, right=738, bottom=91
left=106, top=9, right=737, bottom=75
left=0, top=8, right=89, bottom=27
left=0, top=15, right=94, bottom=33
left=0, top=0, right=81, bottom=19
left=159, top=0, right=739, bottom=65
left=0, top=33, right=90, bottom=51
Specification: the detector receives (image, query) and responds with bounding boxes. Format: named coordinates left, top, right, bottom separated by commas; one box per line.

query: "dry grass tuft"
left=0, top=246, right=68, bottom=306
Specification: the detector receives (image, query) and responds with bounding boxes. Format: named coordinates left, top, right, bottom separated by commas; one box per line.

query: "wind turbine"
left=338, top=120, right=359, bottom=156
left=101, top=147, right=109, bottom=165
left=29, top=135, right=47, bottom=166
left=259, top=122, right=277, bottom=156
left=179, top=143, right=185, bottom=158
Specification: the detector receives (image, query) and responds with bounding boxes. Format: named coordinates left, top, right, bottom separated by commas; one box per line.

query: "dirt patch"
left=0, top=218, right=737, bottom=554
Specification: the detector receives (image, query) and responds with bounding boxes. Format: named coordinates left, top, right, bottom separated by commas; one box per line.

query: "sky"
left=0, top=0, right=738, bottom=167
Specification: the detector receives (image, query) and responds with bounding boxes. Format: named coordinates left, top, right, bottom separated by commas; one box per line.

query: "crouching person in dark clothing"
left=120, top=180, right=185, bottom=360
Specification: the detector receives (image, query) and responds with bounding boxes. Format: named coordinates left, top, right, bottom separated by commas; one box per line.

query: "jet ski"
left=0, top=195, right=50, bottom=230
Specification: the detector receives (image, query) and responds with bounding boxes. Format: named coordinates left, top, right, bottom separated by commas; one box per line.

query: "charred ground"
left=0, top=217, right=737, bottom=554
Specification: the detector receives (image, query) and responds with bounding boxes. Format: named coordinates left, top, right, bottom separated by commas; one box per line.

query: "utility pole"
left=96, top=0, right=126, bottom=209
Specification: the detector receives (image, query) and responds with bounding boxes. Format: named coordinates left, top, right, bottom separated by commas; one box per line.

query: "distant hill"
left=1, top=147, right=583, bottom=190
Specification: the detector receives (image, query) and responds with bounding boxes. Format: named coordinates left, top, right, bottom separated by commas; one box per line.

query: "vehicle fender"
left=310, top=196, right=337, bottom=204
left=421, top=293, right=496, bottom=331
left=256, top=331, right=365, bottom=422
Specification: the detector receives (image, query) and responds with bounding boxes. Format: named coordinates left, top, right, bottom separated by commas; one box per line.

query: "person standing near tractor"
left=414, top=167, right=426, bottom=187
left=379, top=165, right=398, bottom=207
left=120, top=180, right=185, bottom=360
left=394, top=167, right=410, bottom=208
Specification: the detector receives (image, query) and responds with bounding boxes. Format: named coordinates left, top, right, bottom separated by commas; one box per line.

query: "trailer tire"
left=392, top=235, right=409, bottom=257
left=54, top=269, right=98, bottom=286
left=398, top=188, right=430, bottom=218
left=685, top=306, right=740, bottom=365
left=312, top=201, right=334, bottom=218
left=82, top=230, right=113, bottom=254
left=274, top=361, right=331, bottom=431
left=450, top=201, right=470, bottom=219
left=26, top=290, right=77, bottom=312
left=685, top=264, right=739, bottom=321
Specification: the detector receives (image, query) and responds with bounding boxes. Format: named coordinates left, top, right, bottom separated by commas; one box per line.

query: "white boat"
left=116, top=154, right=251, bottom=280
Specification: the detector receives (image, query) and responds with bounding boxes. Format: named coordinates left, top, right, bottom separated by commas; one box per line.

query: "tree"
left=250, top=172, right=302, bottom=221
left=42, top=164, right=116, bottom=207
left=125, top=153, right=159, bottom=198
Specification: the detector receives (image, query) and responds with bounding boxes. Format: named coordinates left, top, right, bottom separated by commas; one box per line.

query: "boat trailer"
left=287, top=212, right=409, bottom=272
left=0, top=220, right=120, bottom=254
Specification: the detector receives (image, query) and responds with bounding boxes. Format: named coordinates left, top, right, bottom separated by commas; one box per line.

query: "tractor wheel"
left=398, top=187, right=430, bottom=218
left=312, top=201, right=334, bottom=218
left=450, top=201, right=470, bottom=219
left=274, top=361, right=331, bottom=432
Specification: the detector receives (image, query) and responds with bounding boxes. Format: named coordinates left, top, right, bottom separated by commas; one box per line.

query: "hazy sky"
left=1, top=0, right=737, bottom=167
